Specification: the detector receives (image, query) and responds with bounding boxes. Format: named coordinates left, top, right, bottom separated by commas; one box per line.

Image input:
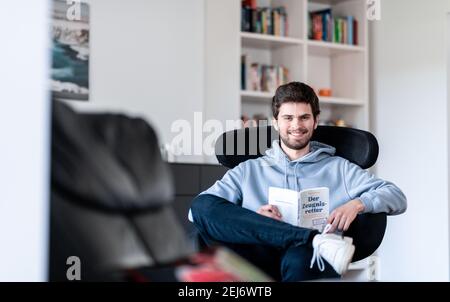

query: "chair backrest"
left=214, top=125, right=385, bottom=262
left=49, top=101, right=192, bottom=280
left=216, top=125, right=379, bottom=169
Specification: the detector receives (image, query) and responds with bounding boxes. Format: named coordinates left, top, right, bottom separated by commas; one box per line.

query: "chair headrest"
left=215, top=125, right=379, bottom=169
left=51, top=100, right=174, bottom=213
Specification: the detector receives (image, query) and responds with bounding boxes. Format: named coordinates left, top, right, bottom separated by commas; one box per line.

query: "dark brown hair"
left=272, top=82, right=320, bottom=119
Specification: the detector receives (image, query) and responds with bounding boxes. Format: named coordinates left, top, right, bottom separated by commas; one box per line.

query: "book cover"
left=299, top=187, right=329, bottom=230
left=268, top=186, right=329, bottom=231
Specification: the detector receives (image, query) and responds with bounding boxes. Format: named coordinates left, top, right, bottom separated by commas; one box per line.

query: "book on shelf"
left=310, top=9, right=332, bottom=42
left=241, top=55, right=289, bottom=93
left=249, top=63, right=261, bottom=91
left=309, top=8, right=358, bottom=45
left=261, top=65, right=277, bottom=92
left=347, top=15, right=353, bottom=45
left=241, top=55, right=246, bottom=90
left=242, top=0, right=257, bottom=10
left=241, top=2, right=288, bottom=37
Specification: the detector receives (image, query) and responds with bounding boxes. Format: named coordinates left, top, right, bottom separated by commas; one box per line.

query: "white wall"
left=371, top=0, right=450, bottom=281
left=71, top=0, right=205, bottom=162
left=203, top=0, right=240, bottom=163
left=0, top=0, right=50, bottom=281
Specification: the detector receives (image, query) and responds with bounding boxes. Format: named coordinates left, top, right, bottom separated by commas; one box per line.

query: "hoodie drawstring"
left=268, top=140, right=335, bottom=192
left=284, top=161, right=288, bottom=189
left=294, top=162, right=299, bottom=192
left=284, top=161, right=300, bottom=191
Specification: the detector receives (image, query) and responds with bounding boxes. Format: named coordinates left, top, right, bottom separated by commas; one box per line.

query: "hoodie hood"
left=265, top=140, right=336, bottom=164
left=264, top=140, right=336, bottom=192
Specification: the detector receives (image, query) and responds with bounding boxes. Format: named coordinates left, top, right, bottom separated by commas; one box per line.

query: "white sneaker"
left=310, top=226, right=355, bottom=275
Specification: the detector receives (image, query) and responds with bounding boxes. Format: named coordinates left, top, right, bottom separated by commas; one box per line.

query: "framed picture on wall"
left=51, top=0, right=90, bottom=101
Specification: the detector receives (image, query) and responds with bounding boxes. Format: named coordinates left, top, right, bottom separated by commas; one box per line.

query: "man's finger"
left=265, top=212, right=281, bottom=220
left=327, top=212, right=336, bottom=224
left=270, top=206, right=282, bottom=217
left=260, top=204, right=272, bottom=211
left=327, top=218, right=336, bottom=232
left=343, top=219, right=352, bottom=231
left=338, top=216, right=346, bottom=231
left=259, top=209, right=281, bottom=220
left=330, top=214, right=341, bottom=232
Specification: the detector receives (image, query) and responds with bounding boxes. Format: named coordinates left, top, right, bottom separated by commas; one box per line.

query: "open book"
left=268, top=186, right=329, bottom=231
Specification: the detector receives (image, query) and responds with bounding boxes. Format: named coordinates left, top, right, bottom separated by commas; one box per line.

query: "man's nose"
left=291, top=117, right=302, bottom=127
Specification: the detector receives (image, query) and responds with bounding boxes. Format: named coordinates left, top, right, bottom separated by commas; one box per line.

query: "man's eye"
left=302, top=116, right=309, bottom=120
left=285, top=117, right=292, bottom=121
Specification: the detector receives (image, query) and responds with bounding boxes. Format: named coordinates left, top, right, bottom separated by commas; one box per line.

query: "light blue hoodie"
left=193, top=140, right=407, bottom=218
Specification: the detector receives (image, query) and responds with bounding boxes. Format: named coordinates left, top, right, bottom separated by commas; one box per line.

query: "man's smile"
left=288, top=129, right=307, bottom=138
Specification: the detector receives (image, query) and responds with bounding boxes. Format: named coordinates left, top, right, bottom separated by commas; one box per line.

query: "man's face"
left=273, top=102, right=318, bottom=151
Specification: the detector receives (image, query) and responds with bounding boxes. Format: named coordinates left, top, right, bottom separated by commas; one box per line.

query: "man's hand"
left=257, top=204, right=282, bottom=221
left=327, top=199, right=365, bottom=232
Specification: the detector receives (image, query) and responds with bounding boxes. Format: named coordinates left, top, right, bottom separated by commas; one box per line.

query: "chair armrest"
left=344, top=213, right=387, bottom=262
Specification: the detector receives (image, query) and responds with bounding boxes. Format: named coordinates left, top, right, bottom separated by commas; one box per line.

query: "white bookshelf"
left=241, top=90, right=364, bottom=105
left=307, top=39, right=365, bottom=56
left=239, top=0, right=369, bottom=130
left=241, top=32, right=304, bottom=49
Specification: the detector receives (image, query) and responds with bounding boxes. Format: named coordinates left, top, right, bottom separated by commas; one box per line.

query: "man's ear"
left=272, top=118, right=279, bottom=131
left=314, top=115, right=320, bottom=129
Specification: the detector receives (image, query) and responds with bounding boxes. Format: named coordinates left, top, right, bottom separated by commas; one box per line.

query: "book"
left=174, top=247, right=273, bottom=282
left=347, top=16, right=353, bottom=45
left=309, top=9, right=332, bottom=42
left=126, top=247, right=273, bottom=282
left=241, top=55, right=245, bottom=90
left=249, top=63, right=261, bottom=91
left=268, top=186, right=329, bottom=231
left=264, top=65, right=277, bottom=92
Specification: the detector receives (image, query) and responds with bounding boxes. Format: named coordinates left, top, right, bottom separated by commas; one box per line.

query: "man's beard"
left=279, top=129, right=313, bottom=150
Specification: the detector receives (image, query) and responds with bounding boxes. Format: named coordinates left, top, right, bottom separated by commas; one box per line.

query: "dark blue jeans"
left=190, top=194, right=339, bottom=281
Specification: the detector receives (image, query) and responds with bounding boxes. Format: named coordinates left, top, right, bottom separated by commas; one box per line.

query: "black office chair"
left=49, top=100, right=193, bottom=281
left=214, top=125, right=386, bottom=263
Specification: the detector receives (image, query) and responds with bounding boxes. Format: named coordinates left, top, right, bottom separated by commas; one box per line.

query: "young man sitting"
left=189, top=82, right=407, bottom=281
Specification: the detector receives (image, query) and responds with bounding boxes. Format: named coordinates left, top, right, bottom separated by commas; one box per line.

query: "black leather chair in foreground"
left=49, top=101, right=193, bottom=281
left=214, top=125, right=386, bottom=263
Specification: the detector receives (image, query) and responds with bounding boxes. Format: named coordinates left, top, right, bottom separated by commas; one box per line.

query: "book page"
left=268, top=187, right=298, bottom=226
left=299, top=187, right=329, bottom=231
